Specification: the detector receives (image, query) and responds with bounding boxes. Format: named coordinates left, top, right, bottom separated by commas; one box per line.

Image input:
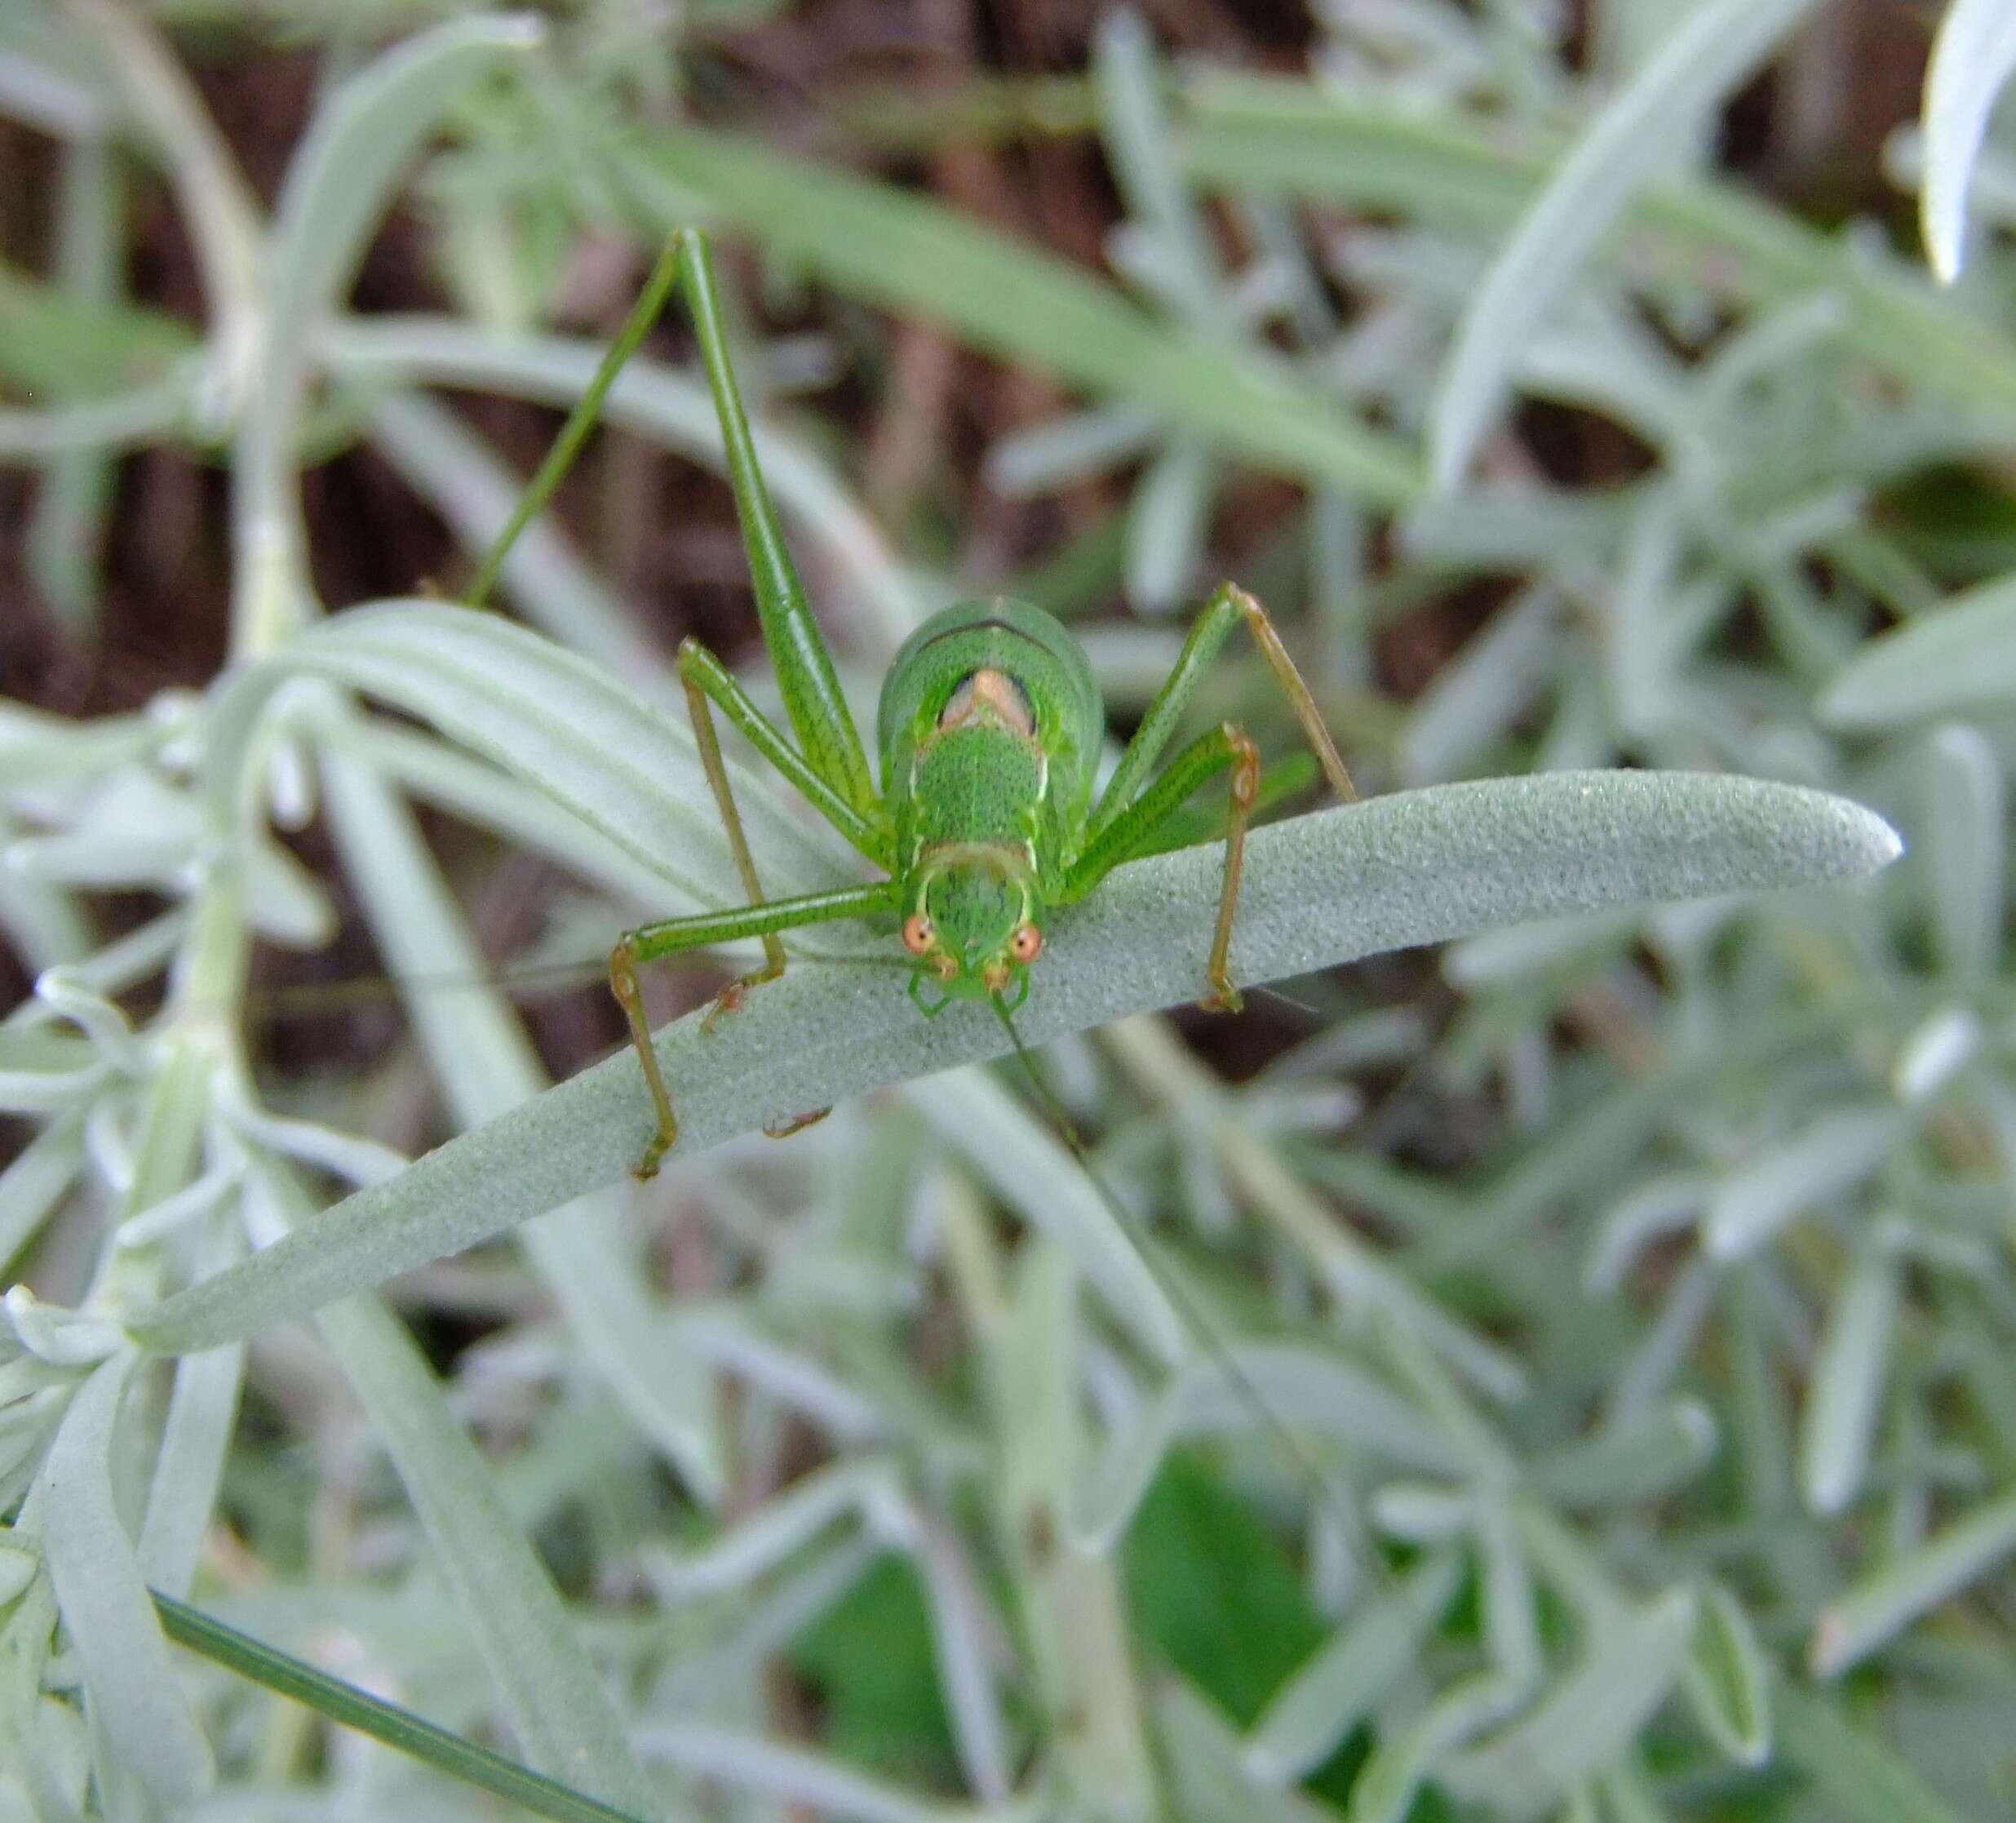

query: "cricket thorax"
left=906, top=673, right=1050, bottom=853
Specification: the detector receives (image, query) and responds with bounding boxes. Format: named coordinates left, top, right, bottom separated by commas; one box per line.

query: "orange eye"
left=902, top=914, right=934, bottom=955
left=1009, top=924, right=1043, bottom=964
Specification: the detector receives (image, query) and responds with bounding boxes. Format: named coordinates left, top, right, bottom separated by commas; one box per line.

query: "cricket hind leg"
left=1084, top=581, right=1354, bottom=849
left=1061, top=721, right=1262, bottom=1011
left=1074, top=579, right=1351, bottom=1012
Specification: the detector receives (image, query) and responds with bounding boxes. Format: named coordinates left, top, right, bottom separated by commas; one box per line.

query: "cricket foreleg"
left=682, top=664, right=790, bottom=1029
left=1061, top=721, right=1261, bottom=1011
left=609, top=882, right=900, bottom=1178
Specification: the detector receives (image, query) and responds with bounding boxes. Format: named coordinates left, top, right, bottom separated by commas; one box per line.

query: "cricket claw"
left=633, top=1129, right=673, bottom=1181
left=702, top=965, right=782, bottom=1036
left=1199, top=974, right=1244, bottom=1015
left=763, top=1107, right=831, bottom=1140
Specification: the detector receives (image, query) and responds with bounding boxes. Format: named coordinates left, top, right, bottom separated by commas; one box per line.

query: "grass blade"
left=627, top=126, right=1422, bottom=503
left=150, top=1590, right=649, bottom=1823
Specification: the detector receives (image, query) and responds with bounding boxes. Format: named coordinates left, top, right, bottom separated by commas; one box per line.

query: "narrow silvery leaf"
left=1531, top=1398, right=1717, bottom=1507
left=1094, top=9, right=1222, bottom=326
left=135, top=1337, right=241, bottom=1600
left=131, top=770, right=1899, bottom=1355
left=1921, top=0, right=2016, bottom=282
left=1585, top=1173, right=1710, bottom=1293
left=1398, top=586, right=1562, bottom=786
left=1799, top=1233, right=1901, bottom=1517
left=321, top=751, right=725, bottom=1497
left=1352, top=1672, right=1525, bottom=1823
left=323, top=317, right=923, bottom=644
left=1810, top=1488, right=2016, bottom=1677
left=259, top=16, right=545, bottom=398
left=1125, top=437, right=1216, bottom=614
left=635, top=1720, right=950, bottom=1823
left=1160, top=1681, right=1339, bottom=1823
left=206, top=603, right=858, bottom=916
left=1891, top=1005, right=1983, bottom=1105
left=1443, top=907, right=1633, bottom=990
left=38, top=1352, right=215, bottom=1805
left=0, top=1110, right=83, bottom=1272
left=649, top=1459, right=897, bottom=1598
left=136, top=1218, right=245, bottom=1600
left=1078, top=1341, right=1455, bottom=1551
left=1922, top=724, right=2005, bottom=977
left=1478, top=1497, right=1541, bottom=1687
left=909, top=1070, right=1182, bottom=1365
left=1775, top=1682, right=1974, bottom=1823
left=1427, top=0, right=1823, bottom=486
left=1819, top=571, right=2016, bottom=726
left=364, top=390, right=666, bottom=684
left=1440, top=1590, right=1698, bottom=1812
left=1243, top=1551, right=1462, bottom=1785
left=986, top=405, right=1162, bottom=495
left=1680, top=1581, right=1772, bottom=1768
left=1704, top=1105, right=1905, bottom=1260
left=1369, top=1482, right=1473, bottom=1542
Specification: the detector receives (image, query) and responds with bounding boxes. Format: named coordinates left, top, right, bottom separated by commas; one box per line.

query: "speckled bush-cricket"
left=471, top=228, right=1356, bottom=1181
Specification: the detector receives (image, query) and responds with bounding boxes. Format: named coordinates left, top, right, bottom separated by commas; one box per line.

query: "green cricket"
left=472, top=228, right=1355, bottom=1180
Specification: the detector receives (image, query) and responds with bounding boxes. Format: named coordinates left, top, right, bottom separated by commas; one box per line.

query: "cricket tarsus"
left=467, top=226, right=1358, bottom=1182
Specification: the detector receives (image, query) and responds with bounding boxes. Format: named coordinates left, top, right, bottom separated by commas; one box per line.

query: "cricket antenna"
left=988, top=992, right=1387, bottom=1583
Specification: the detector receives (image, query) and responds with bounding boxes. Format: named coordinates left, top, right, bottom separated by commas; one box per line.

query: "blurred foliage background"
left=5, top=0, right=2016, bottom=1819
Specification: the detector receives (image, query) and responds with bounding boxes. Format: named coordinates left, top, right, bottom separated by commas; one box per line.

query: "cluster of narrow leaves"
left=0, top=2, right=2012, bottom=1822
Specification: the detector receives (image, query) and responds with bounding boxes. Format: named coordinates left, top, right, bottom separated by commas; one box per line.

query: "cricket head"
left=901, top=844, right=1045, bottom=1011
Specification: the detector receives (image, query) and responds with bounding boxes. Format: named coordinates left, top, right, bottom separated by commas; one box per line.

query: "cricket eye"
left=1009, top=924, right=1043, bottom=964
left=902, top=913, right=935, bottom=955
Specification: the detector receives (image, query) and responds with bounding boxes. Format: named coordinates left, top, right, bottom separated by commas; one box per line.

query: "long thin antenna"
left=989, top=993, right=1387, bottom=1582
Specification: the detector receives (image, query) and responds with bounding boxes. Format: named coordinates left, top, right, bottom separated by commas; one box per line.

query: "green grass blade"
left=626, top=126, right=1423, bottom=504
left=150, top=1590, right=649, bottom=1823
left=126, top=768, right=1897, bottom=1355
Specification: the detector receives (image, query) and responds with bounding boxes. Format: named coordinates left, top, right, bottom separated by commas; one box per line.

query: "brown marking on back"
left=938, top=667, right=1036, bottom=738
